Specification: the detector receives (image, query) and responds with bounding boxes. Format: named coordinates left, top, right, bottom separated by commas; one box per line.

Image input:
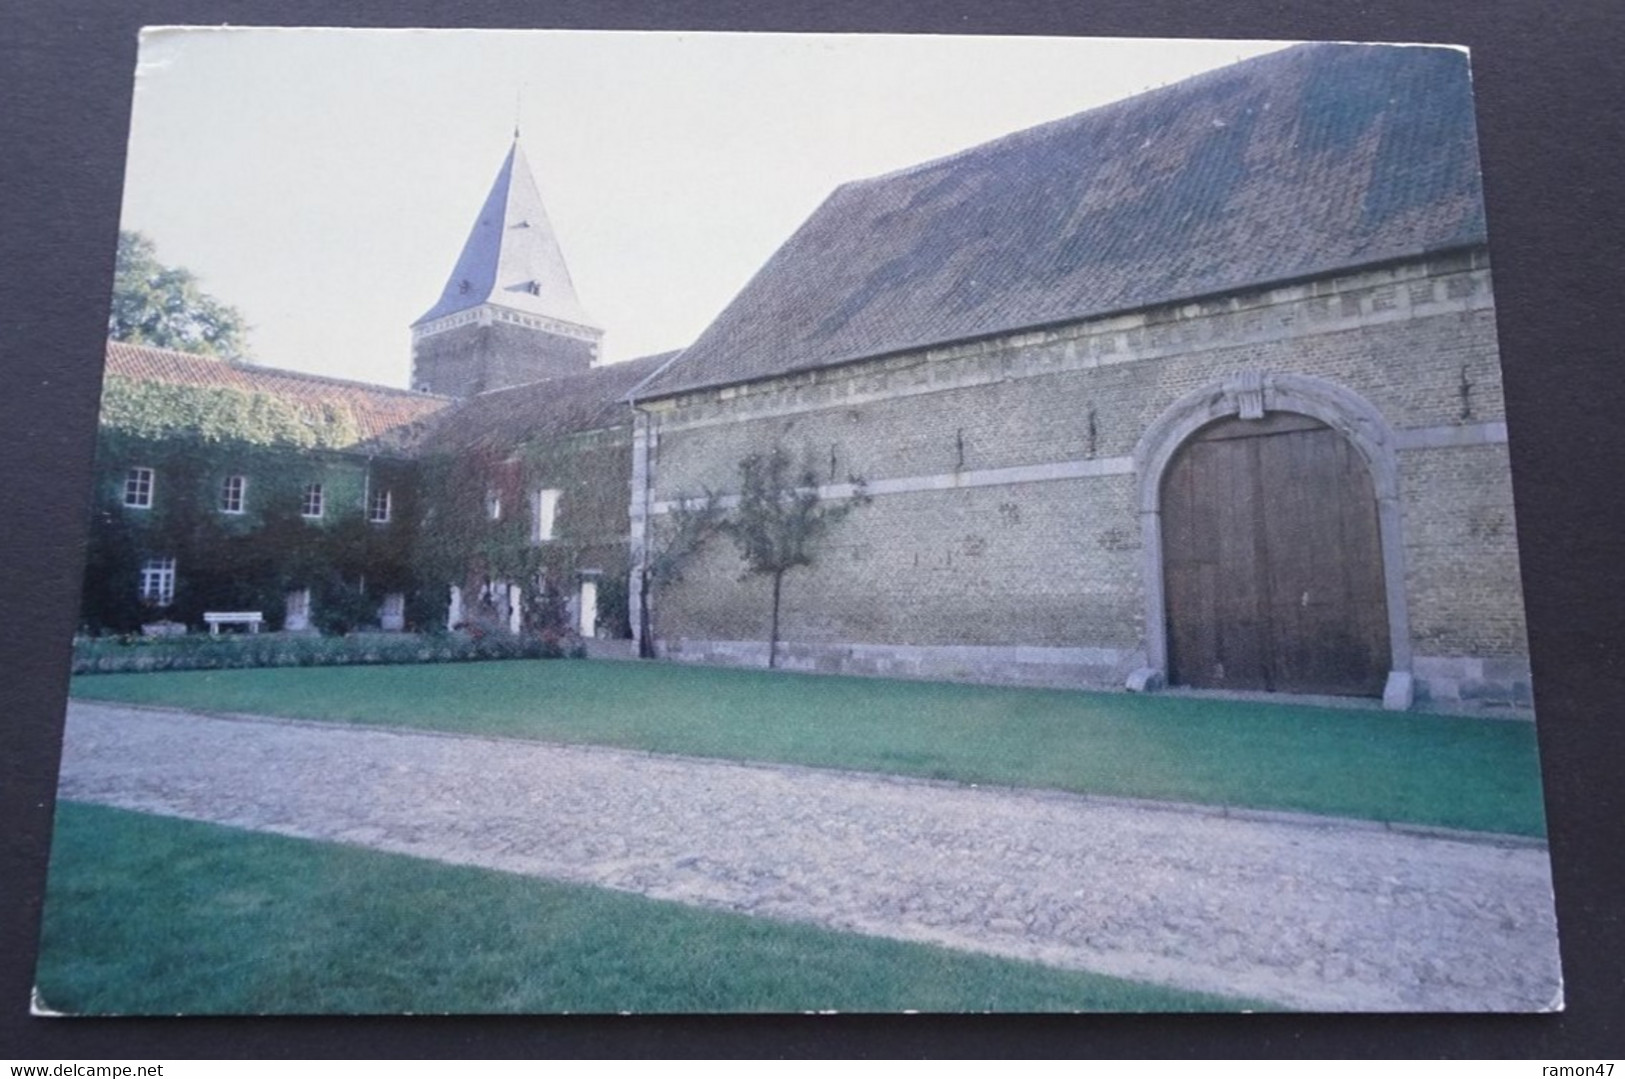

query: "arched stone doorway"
left=1132, top=372, right=1414, bottom=709
left=1161, top=412, right=1389, bottom=696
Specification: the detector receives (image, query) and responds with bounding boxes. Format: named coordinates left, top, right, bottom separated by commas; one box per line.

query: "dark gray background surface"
left=3, top=0, right=1621, bottom=1058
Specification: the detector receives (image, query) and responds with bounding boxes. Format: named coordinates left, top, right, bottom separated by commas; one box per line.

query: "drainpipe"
left=629, top=402, right=655, bottom=657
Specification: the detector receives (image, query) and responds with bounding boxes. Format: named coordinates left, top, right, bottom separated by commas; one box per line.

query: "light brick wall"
left=640, top=250, right=1531, bottom=706
left=1398, top=442, right=1527, bottom=658
left=661, top=477, right=1143, bottom=650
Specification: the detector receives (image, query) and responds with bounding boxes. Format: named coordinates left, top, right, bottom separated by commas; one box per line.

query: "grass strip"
left=70, top=659, right=1549, bottom=836
left=36, top=801, right=1259, bottom=1014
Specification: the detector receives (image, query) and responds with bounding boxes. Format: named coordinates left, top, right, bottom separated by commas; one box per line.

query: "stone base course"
left=659, top=638, right=1142, bottom=690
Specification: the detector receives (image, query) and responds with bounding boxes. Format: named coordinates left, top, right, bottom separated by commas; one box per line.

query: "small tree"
left=637, top=489, right=721, bottom=658
left=724, top=445, right=868, bottom=669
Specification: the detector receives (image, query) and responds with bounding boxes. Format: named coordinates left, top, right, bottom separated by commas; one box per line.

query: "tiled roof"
left=103, top=340, right=452, bottom=451
left=635, top=43, right=1487, bottom=400
left=419, top=352, right=675, bottom=455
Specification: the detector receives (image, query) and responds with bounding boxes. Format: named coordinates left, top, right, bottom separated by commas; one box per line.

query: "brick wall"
left=412, top=319, right=596, bottom=397
left=639, top=250, right=1532, bottom=708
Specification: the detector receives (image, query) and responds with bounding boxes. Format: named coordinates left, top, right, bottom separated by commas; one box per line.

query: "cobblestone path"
left=57, top=701, right=1562, bottom=1011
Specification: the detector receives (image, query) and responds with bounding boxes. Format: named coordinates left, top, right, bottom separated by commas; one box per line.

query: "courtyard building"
left=628, top=43, right=1527, bottom=710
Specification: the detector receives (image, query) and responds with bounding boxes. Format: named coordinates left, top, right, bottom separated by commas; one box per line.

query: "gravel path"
left=57, top=700, right=1562, bottom=1012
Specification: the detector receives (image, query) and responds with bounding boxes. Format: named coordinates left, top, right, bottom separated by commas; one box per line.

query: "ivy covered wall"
left=82, top=431, right=423, bottom=634
left=413, top=426, right=637, bottom=638
left=99, top=374, right=365, bottom=449
left=82, top=374, right=425, bottom=634
left=82, top=366, right=639, bottom=638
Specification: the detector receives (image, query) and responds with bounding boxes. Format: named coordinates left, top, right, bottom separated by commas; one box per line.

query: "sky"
left=119, top=29, right=1294, bottom=388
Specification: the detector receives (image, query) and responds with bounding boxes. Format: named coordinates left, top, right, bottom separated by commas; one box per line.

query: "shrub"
left=311, top=577, right=380, bottom=637
left=71, top=629, right=582, bottom=675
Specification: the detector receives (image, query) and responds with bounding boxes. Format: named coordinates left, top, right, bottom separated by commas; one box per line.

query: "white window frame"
left=532, top=488, right=560, bottom=543
left=139, top=557, right=176, bottom=606
left=301, top=482, right=325, bottom=519
left=486, top=490, right=502, bottom=521
left=124, top=466, right=154, bottom=508
left=368, top=487, right=392, bottom=524
left=220, top=474, right=246, bottom=514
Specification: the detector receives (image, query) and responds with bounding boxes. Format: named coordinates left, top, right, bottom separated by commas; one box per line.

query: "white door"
left=578, top=579, right=598, bottom=638
left=285, top=589, right=311, bottom=632
left=507, top=583, right=522, bottom=634
left=379, top=592, right=406, bottom=632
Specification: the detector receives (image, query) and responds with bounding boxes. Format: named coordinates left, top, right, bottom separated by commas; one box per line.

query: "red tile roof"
left=103, top=340, right=452, bottom=451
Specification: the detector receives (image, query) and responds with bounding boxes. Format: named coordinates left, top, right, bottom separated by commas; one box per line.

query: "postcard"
left=36, top=28, right=1561, bottom=1014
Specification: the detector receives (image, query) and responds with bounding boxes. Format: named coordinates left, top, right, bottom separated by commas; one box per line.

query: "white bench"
left=204, top=611, right=264, bottom=636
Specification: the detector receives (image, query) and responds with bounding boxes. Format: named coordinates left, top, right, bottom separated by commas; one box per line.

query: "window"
left=139, top=557, right=175, bottom=606
left=368, top=487, right=392, bottom=524
left=486, top=490, right=502, bottom=521
left=532, top=488, right=560, bottom=543
left=301, top=482, right=324, bottom=519
left=123, top=467, right=154, bottom=508
left=220, top=475, right=246, bottom=514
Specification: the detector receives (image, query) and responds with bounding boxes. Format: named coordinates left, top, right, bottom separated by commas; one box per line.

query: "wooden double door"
left=1161, top=412, right=1390, bottom=697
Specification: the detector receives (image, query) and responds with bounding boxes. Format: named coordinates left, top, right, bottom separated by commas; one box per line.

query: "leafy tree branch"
left=723, top=445, right=868, bottom=669
left=109, top=230, right=251, bottom=361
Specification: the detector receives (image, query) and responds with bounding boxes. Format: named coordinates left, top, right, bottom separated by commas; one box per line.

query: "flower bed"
left=71, top=630, right=585, bottom=675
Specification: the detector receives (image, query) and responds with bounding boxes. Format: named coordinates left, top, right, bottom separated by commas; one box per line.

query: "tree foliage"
left=637, top=489, right=722, bottom=657
left=723, top=445, right=868, bottom=668
left=108, top=230, right=251, bottom=361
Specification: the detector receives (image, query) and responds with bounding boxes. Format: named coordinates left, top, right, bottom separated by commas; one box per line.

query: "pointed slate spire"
left=414, top=136, right=599, bottom=332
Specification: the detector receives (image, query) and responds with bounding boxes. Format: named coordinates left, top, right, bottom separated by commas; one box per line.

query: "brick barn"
left=628, top=42, right=1528, bottom=710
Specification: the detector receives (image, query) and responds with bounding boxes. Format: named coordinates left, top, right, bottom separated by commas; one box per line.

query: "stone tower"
left=411, top=133, right=603, bottom=397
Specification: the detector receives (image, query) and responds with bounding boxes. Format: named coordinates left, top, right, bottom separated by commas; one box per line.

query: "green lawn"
left=36, top=801, right=1258, bottom=1014
left=71, top=658, right=1550, bottom=836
